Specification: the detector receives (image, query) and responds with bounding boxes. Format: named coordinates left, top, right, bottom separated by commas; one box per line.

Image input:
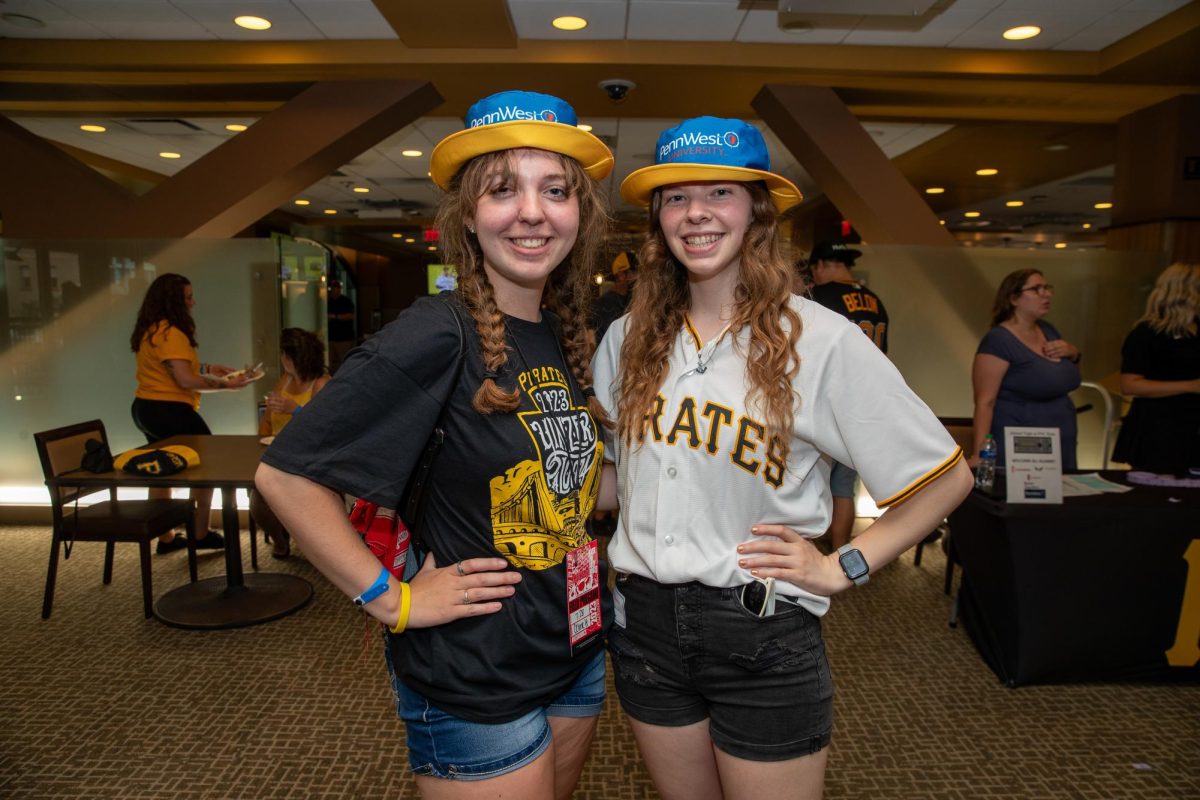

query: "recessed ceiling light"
left=1044, top=143, right=1069, bottom=152
left=1006, top=200, right=1024, bottom=207
left=159, top=152, right=182, bottom=159
left=392, top=233, right=403, bottom=238
left=80, top=124, right=107, bottom=133
left=925, top=187, right=945, bottom=195
left=405, top=238, right=415, bottom=243
left=402, top=149, right=423, bottom=158
left=939, top=220, right=946, bottom=226
left=964, top=211, right=981, bottom=218
left=225, top=123, right=248, bottom=132
left=577, top=124, right=593, bottom=132
left=324, top=209, right=337, bottom=215
left=427, top=245, right=437, bottom=251
left=552, top=16, right=588, bottom=31
left=1054, top=242, right=1067, bottom=249
left=294, top=199, right=310, bottom=206
left=1003, top=25, right=1040, bottom=41
left=1082, top=223, right=1092, bottom=229
left=234, top=15, right=272, bottom=31
left=975, top=168, right=999, bottom=176
left=352, top=187, right=370, bottom=193
left=1, top=13, right=47, bottom=29
left=1094, top=202, right=1113, bottom=209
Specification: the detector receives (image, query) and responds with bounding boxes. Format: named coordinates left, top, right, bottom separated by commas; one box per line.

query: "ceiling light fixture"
left=159, top=152, right=182, bottom=159
left=1094, top=202, right=1113, bottom=209
left=924, top=187, right=945, bottom=195
left=975, top=168, right=999, bottom=176
left=1044, top=143, right=1069, bottom=152
left=427, top=245, right=437, bottom=251
left=577, top=124, right=593, bottom=132
left=392, top=233, right=403, bottom=238
left=1054, top=242, right=1067, bottom=249
left=964, top=211, right=981, bottom=218
left=353, top=187, right=370, bottom=193
left=324, top=209, right=337, bottom=215
left=225, top=123, right=248, bottom=132
left=1003, top=25, right=1040, bottom=41
left=1082, top=223, right=1092, bottom=229
left=1006, top=200, right=1024, bottom=208
left=234, top=15, right=272, bottom=30
left=552, top=16, right=588, bottom=31
left=401, top=150, right=423, bottom=157
left=405, top=238, right=415, bottom=243
left=80, top=124, right=107, bottom=133
left=294, top=199, right=310, bottom=206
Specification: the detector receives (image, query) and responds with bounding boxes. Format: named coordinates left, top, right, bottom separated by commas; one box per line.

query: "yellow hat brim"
left=619, top=163, right=803, bottom=213
left=430, top=121, right=614, bottom=190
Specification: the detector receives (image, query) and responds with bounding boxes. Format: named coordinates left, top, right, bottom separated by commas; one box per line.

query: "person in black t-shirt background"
left=808, top=240, right=890, bottom=552
left=256, top=91, right=616, bottom=798
left=325, top=278, right=355, bottom=374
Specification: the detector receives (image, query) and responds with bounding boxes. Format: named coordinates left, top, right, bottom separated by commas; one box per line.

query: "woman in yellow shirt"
left=130, top=273, right=252, bottom=553
left=252, top=328, right=331, bottom=558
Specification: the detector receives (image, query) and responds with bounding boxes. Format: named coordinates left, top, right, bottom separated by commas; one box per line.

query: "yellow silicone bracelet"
left=390, top=581, right=411, bottom=634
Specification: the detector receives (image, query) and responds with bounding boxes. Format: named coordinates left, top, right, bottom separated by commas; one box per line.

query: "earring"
left=467, top=224, right=475, bottom=235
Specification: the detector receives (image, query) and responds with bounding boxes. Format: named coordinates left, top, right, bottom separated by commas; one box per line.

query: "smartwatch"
left=836, top=544, right=870, bottom=586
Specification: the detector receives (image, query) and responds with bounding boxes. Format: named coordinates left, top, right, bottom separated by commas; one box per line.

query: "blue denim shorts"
left=829, top=459, right=857, bottom=498
left=385, top=649, right=606, bottom=781
left=609, top=574, right=833, bottom=762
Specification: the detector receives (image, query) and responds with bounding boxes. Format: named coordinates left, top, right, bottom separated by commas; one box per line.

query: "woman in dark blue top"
left=971, top=269, right=1082, bottom=469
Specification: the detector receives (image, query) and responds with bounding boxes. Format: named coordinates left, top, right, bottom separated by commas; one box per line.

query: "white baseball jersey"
left=591, top=294, right=961, bottom=617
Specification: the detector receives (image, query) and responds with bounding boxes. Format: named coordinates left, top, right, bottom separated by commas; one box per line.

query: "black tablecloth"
left=949, top=473, right=1200, bottom=686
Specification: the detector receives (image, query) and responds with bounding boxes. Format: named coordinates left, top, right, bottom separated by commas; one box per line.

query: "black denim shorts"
left=608, top=573, right=833, bottom=762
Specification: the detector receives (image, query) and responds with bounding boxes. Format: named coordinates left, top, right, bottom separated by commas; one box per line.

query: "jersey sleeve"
left=811, top=322, right=961, bottom=508
left=261, top=296, right=461, bottom=507
left=590, top=319, right=625, bottom=464
left=152, top=325, right=194, bottom=364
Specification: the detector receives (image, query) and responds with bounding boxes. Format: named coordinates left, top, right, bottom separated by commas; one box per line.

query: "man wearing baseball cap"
left=808, top=239, right=889, bottom=551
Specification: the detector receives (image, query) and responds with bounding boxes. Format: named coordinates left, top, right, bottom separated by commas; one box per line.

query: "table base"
left=155, top=574, right=313, bottom=630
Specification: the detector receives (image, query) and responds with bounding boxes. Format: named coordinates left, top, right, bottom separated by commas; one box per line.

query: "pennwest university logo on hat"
left=658, top=127, right=742, bottom=162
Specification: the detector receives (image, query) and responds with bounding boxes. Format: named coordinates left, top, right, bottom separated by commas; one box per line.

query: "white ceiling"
left=2, top=0, right=1174, bottom=243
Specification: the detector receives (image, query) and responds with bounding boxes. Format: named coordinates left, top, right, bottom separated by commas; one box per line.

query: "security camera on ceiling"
left=599, top=79, right=636, bottom=103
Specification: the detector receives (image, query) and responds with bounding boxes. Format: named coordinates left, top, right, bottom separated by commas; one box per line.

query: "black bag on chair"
left=80, top=438, right=114, bottom=473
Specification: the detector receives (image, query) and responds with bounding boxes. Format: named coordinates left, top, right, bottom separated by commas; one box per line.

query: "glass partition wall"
left=1, top=238, right=282, bottom=495
left=0, top=238, right=1169, bottom=504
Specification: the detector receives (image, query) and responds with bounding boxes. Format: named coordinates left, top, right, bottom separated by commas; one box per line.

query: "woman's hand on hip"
left=737, top=524, right=848, bottom=597
left=405, top=553, right=521, bottom=629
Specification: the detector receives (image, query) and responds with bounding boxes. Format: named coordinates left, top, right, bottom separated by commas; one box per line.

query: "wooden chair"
left=34, top=420, right=199, bottom=619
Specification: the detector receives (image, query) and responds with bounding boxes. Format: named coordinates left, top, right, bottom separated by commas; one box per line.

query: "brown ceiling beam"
left=1099, top=0, right=1200, bottom=81
left=122, top=80, right=443, bottom=238
left=373, top=0, right=516, bottom=49
left=0, top=38, right=1100, bottom=78
left=754, top=84, right=956, bottom=247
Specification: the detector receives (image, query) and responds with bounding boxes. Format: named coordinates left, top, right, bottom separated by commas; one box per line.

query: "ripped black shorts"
left=608, top=572, right=833, bottom=762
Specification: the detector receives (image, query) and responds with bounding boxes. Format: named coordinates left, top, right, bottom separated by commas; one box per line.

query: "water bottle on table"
left=975, top=434, right=997, bottom=492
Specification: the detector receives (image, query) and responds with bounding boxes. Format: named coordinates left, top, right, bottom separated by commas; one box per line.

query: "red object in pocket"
left=350, top=499, right=410, bottom=579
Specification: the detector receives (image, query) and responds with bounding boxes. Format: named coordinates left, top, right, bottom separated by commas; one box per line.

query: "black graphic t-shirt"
left=262, top=294, right=608, bottom=723
left=810, top=280, right=889, bottom=353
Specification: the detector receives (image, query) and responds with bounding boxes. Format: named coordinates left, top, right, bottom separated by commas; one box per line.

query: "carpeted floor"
left=1, top=523, right=1196, bottom=799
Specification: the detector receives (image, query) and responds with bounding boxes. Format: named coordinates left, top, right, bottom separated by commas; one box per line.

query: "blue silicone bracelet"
left=353, top=565, right=391, bottom=606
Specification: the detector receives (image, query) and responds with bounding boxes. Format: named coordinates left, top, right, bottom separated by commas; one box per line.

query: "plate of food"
left=220, top=363, right=265, bottom=383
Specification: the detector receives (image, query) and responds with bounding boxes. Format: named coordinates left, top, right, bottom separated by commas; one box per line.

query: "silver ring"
left=455, top=561, right=465, bottom=577
left=462, top=589, right=471, bottom=605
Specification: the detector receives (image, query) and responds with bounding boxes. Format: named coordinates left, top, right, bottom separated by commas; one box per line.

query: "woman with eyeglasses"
left=592, top=117, right=972, bottom=800
left=971, top=268, right=1082, bottom=470
left=1111, top=262, right=1200, bottom=475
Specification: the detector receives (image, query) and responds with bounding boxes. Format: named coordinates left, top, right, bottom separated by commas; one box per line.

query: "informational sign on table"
left=1004, top=426, right=1063, bottom=504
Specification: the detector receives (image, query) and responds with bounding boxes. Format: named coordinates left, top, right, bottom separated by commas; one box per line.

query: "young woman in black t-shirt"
left=256, top=91, right=616, bottom=798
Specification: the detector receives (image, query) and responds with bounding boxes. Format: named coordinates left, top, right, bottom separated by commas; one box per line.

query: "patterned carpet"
left=0, top=524, right=1196, bottom=799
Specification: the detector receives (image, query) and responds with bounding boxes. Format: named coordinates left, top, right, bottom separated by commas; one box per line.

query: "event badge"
left=566, top=539, right=602, bottom=651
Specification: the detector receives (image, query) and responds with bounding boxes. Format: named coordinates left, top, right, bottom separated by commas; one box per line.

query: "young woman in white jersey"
left=592, top=117, right=972, bottom=800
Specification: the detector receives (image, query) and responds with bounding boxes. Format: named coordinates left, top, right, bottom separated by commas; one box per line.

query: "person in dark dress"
left=972, top=269, right=1082, bottom=469
left=1112, top=262, right=1200, bottom=474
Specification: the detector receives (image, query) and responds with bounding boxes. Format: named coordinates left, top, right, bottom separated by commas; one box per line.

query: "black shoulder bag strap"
left=397, top=297, right=468, bottom=550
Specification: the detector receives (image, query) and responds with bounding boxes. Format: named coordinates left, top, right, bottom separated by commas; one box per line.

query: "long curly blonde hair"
left=1141, top=262, right=1200, bottom=337
left=615, top=181, right=802, bottom=460
left=435, top=148, right=610, bottom=419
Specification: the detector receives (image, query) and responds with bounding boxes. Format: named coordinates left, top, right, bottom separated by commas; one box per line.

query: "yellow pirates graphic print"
left=490, top=365, right=602, bottom=570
